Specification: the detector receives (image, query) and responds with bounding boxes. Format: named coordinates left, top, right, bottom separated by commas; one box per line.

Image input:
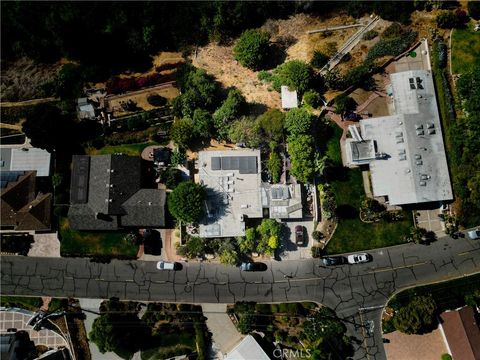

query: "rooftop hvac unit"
left=240, top=204, right=249, bottom=209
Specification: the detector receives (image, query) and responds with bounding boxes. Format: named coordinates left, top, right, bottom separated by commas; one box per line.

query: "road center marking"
left=367, top=261, right=428, bottom=274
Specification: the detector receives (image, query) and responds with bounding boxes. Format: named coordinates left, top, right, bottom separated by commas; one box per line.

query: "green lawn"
left=87, top=142, right=156, bottom=156
left=451, top=23, right=480, bottom=74
left=59, top=217, right=138, bottom=257
left=326, top=124, right=343, bottom=166
left=326, top=169, right=412, bottom=254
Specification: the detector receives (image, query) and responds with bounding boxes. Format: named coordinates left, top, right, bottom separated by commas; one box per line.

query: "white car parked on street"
left=347, top=253, right=371, bottom=264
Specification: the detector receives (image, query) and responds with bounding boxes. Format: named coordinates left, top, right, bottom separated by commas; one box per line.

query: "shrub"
left=213, top=89, right=246, bottom=139
left=362, top=29, right=379, bottom=40
left=436, top=11, right=460, bottom=29
left=382, top=23, right=404, bottom=38
left=392, top=295, right=437, bottom=334
left=219, top=248, right=239, bottom=265
left=311, top=230, right=323, bottom=241
left=303, top=90, right=321, bottom=108
left=233, top=29, right=271, bottom=70
left=436, top=39, right=448, bottom=69
left=284, top=108, right=314, bottom=135
left=366, top=30, right=418, bottom=62
left=287, top=134, right=315, bottom=183
left=267, top=151, right=282, bottom=183
left=468, top=1, right=480, bottom=20
left=147, top=94, right=167, bottom=107
left=441, top=354, right=452, bottom=360
left=258, top=70, right=273, bottom=82
left=310, top=50, right=329, bottom=69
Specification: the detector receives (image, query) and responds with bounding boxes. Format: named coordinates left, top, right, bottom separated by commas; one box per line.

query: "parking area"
left=279, top=219, right=315, bottom=260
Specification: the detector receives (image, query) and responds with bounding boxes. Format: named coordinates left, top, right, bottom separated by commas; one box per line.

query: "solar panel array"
left=0, top=171, right=25, bottom=188
left=210, top=156, right=257, bottom=174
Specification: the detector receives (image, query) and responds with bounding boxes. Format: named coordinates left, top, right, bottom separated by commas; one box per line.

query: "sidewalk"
left=201, top=303, right=243, bottom=358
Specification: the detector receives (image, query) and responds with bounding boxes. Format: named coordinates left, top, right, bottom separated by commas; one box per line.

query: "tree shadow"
left=335, top=205, right=358, bottom=219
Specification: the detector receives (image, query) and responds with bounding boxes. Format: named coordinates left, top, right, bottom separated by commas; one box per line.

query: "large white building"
left=345, top=69, right=453, bottom=205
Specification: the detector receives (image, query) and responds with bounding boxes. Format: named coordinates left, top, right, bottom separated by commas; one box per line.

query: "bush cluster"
left=106, top=73, right=174, bottom=95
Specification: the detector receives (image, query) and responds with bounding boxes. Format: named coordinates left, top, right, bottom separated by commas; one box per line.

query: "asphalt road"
left=2, top=235, right=480, bottom=360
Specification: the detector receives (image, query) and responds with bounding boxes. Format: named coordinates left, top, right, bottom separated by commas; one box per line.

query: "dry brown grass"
left=1, top=58, right=61, bottom=102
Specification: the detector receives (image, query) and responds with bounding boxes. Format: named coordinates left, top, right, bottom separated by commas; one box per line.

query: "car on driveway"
left=467, top=228, right=480, bottom=240
left=156, top=261, right=180, bottom=270
left=295, top=225, right=305, bottom=246
left=347, top=253, right=371, bottom=264
left=240, top=262, right=268, bottom=271
left=321, top=256, right=347, bottom=266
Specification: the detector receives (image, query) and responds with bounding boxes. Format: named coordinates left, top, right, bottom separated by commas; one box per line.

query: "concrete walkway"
left=201, top=303, right=243, bottom=358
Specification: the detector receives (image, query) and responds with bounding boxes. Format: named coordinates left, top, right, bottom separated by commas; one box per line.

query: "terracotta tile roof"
left=440, top=306, right=480, bottom=360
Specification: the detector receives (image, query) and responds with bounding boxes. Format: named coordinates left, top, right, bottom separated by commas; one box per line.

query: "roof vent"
left=415, top=124, right=423, bottom=130
left=416, top=130, right=424, bottom=136
left=428, top=129, right=436, bottom=135
left=416, top=160, right=423, bottom=165
left=415, top=154, right=422, bottom=160
left=110, top=169, right=115, bottom=173
left=420, top=181, right=427, bottom=186
left=148, top=202, right=152, bottom=206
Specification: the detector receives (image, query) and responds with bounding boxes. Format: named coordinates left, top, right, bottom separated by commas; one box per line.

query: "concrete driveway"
left=279, top=219, right=315, bottom=260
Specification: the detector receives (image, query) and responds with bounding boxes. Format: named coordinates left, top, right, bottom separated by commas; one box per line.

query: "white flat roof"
left=225, top=335, right=270, bottom=360
left=0, top=147, right=51, bottom=176
left=359, top=69, right=452, bottom=205
left=281, top=86, right=298, bottom=109
left=198, top=149, right=263, bottom=238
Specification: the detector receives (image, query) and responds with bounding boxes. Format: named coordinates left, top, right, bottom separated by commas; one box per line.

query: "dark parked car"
left=321, top=256, right=347, bottom=266
left=240, top=262, right=268, bottom=272
left=295, top=225, right=304, bottom=246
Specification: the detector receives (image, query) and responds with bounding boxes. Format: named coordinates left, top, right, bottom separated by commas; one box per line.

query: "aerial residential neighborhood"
left=1, top=1, right=479, bottom=360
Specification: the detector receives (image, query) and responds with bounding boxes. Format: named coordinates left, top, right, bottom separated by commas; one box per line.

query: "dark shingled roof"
left=0, top=171, right=52, bottom=231
left=68, top=154, right=165, bottom=230
left=440, top=306, right=480, bottom=360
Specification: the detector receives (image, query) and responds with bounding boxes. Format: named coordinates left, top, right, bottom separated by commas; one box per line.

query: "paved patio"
left=0, top=310, right=68, bottom=349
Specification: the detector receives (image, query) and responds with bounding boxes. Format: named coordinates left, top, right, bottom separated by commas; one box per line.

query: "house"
left=224, top=335, right=271, bottom=360
left=68, top=154, right=166, bottom=230
left=77, top=97, right=96, bottom=120
left=345, top=69, right=453, bottom=206
left=0, top=171, right=52, bottom=231
left=439, top=306, right=480, bottom=360
left=198, top=149, right=303, bottom=238
left=0, top=147, right=51, bottom=177
left=281, top=86, right=298, bottom=109
left=199, top=149, right=263, bottom=238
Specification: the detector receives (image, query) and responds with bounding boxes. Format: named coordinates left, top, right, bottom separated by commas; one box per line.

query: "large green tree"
left=284, top=108, right=314, bottom=135
left=89, top=299, right=151, bottom=359
left=167, top=181, right=206, bottom=223
left=274, top=60, right=313, bottom=94
left=302, top=307, right=352, bottom=360
left=170, top=117, right=195, bottom=149
left=393, top=295, right=437, bottom=334
left=228, top=116, right=262, bottom=148
left=233, top=29, right=271, bottom=70
left=334, top=94, right=357, bottom=119
left=287, top=134, right=315, bottom=183
left=256, top=109, right=285, bottom=142
left=213, top=89, right=246, bottom=139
